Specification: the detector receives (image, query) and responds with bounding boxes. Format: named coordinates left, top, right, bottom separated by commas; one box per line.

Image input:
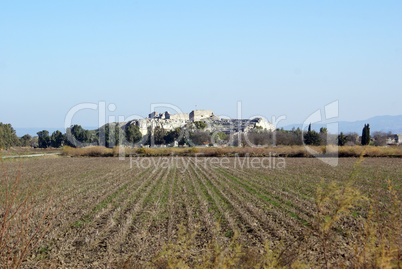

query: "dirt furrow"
left=224, top=163, right=316, bottom=215
left=130, top=166, right=174, bottom=254
left=51, top=168, right=153, bottom=265
left=189, top=160, right=240, bottom=239
left=186, top=161, right=220, bottom=241
left=167, top=166, right=178, bottom=240
left=112, top=167, right=169, bottom=257
left=239, top=165, right=316, bottom=203
left=180, top=168, right=196, bottom=234
left=218, top=167, right=313, bottom=225
left=52, top=167, right=144, bottom=229
left=201, top=165, right=306, bottom=242
left=77, top=168, right=155, bottom=249
left=197, top=164, right=285, bottom=242
left=54, top=167, right=164, bottom=266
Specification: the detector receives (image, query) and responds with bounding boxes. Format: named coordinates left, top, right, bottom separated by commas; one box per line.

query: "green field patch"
left=69, top=168, right=154, bottom=229
left=216, top=168, right=310, bottom=226
left=94, top=184, right=128, bottom=212
left=78, top=170, right=96, bottom=178
left=190, top=167, right=222, bottom=221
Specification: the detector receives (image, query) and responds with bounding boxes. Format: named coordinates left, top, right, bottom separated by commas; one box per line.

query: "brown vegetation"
left=0, top=166, right=62, bottom=268
left=0, top=156, right=401, bottom=268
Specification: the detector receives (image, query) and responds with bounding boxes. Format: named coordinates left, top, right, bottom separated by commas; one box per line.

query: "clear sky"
left=1, top=1, right=401, bottom=129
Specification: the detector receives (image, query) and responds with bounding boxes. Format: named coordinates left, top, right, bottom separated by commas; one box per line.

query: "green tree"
left=164, top=127, right=182, bottom=144
left=37, top=130, right=50, bottom=148
left=153, top=126, right=166, bottom=144
left=194, top=121, right=207, bottom=130
left=319, top=127, right=328, bottom=145
left=145, top=126, right=166, bottom=146
left=125, top=124, right=142, bottom=144
left=51, top=130, right=64, bottom=148
left=294, top=127, right=302, bottom=136
left=0, top=123, right=19, bottom=149
left=66, top=125, right=91, bottom=147
left=304, top=124, right=321, bottom=146
left=98, top=124, right=109, bottom=147
left=30, top=136, right=39, bottom=148
left=144, top=126, right=153, bottom=146
left=337, top=132, right=348, bottom=146
left=97, top=124, right=120, bottom=148
left=19, top=134, right=32, bottom=147
left=361, top=124, right=370, bottom=145
left=216, top=132, right=227, bottom=141
left=106, top=124, right=121, bottom=147
left=190, top=131, right=211, bottom=146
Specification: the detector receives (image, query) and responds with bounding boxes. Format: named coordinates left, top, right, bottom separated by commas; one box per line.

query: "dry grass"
left=1, top=147, right=61, bottom=157
left=0, top=165, right=62, bottom=268
left=62, top=146, right=114, bottom=157
left=146, top=226, right=302, bottom=269
left=337, top=145, right=402, bottom=157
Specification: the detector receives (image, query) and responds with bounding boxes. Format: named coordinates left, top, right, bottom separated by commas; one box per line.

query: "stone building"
left=148, top=111, right=159, bottom=119
left=386, top=134, right=402, bottom=145
left=128, top=110, right=275, bottom=137
left=189, top=110, right=215, bottom=121
left=148, top=111, right=171, bottom=119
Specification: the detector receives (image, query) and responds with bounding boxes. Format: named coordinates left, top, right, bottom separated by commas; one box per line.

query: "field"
left=1, top=156, right=401, bottom=268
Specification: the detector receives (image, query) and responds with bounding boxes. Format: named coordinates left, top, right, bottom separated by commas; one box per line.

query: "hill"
left=279, top=115, right=402, bottom=134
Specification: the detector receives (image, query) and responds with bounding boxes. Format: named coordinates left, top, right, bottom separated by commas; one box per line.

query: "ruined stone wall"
left=189, top=110, right=214, bottom=121
left=170, top=113, right=189, bottom=120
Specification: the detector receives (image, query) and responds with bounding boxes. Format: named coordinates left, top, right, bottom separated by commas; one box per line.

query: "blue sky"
left=1, top=1, right=401, bottom=130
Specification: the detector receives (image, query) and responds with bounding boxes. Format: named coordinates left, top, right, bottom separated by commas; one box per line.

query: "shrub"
left=136, top=148, right=147, bottom=155
left=62, top=146, right=113, bottom=157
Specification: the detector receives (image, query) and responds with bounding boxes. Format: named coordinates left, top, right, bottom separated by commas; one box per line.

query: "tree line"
left=0, top=121, right=389, bottom=150
left=0, top=123, right=140, bottom=149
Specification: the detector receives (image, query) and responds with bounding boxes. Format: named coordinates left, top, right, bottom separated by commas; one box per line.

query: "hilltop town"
left=123, top=109, right=276, bottom=136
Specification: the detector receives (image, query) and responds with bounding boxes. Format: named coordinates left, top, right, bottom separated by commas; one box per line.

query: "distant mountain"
left=337, top=115, right=402, bottom=134
left=279, top=115, right=402, bottom=134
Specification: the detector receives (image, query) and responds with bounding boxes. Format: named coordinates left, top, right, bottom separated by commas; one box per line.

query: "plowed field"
left=1, top=156, right=401, bottom=268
